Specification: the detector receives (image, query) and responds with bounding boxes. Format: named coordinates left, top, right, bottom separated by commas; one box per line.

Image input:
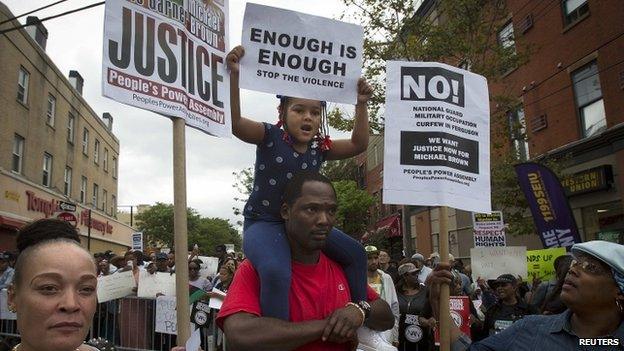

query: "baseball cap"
left=487, top=274, right=517, bottom=289
left=571, top=240, right=624, bottom=276
left=398, top=263, right=420, bottom=276
left=365, top=245, right=379, bottom=255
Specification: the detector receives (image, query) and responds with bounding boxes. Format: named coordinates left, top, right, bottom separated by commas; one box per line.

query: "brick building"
left=0, top=3, right=134, bottom=253
left=356, top=0, right=624, bottom=259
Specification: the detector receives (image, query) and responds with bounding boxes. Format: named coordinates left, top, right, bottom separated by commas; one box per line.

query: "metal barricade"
left=0, top=296, right=215, bottom=351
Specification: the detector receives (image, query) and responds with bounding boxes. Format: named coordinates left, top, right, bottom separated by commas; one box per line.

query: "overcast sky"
left=3, top=0, right=355, bottom=230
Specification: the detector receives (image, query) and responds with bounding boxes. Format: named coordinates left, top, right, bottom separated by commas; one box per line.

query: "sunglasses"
left=569, top=256, right=610, bottom=276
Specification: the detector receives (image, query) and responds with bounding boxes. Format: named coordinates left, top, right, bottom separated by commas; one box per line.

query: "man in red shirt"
left=217, top=172, right=394, bottom=350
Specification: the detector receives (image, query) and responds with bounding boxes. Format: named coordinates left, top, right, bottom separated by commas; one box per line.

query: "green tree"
left=135, top=202, right=241, bottom=252
left=190, top=217, right=242, bottom=253
left=333, top=180, right=375, bottom=240
left=322, top=158, right=359, bottom=182
left=231, top=167, right=254, bottom=221
left=134, top=202, right=200, bottom=248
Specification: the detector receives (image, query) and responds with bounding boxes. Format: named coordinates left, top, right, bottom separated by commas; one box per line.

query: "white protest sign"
left=198, top=256, right=219, bottom=279
left=240, top=3, right=363, bottom=104
left=472, top=211, right=506, bottom=247
left=97, top=271, right=135, bottom=302
left=0, top=289, right=16, bottom=320
left=138, top=271, right=176, bottom=298
left=208, top=287, right=225, bottom=310
left=383, top=61, right=491, bottom=213
left=185, top=326, right=202, bottom=351
left=131, top=232, right=143, bottom=251
left=102, top=0, right=231, bottom=137
left=155, top=295, right=177, bottom=334
left=470, top=246, right=527, bottom=281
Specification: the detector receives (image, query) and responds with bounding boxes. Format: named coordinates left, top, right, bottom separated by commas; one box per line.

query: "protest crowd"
left=2, top=216, right=622, bottom=351
left=1, top=0, right=623, bottom=350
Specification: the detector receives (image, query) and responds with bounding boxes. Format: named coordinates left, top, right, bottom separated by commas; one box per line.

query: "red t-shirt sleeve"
left=366, top=285, right=380, bottom=301
left=216, top=260, right=261, bottom=330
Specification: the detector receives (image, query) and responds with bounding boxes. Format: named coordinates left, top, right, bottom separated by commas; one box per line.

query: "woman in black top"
left=396, top=263, right=435, bottom=351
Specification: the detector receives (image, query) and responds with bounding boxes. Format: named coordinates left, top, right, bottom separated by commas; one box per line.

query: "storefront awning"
left=0, top=215, right=27, bottom=229
left=374, top=214, right=402, bottom=238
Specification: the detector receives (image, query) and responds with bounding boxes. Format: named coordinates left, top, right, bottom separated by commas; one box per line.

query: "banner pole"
left=173, top=117, right=190, bottom=344
left=439, top=205, right=451, bottom=351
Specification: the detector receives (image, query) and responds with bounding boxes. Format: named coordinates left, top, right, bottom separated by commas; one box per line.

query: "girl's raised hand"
left=356, top=77, right=373, bottom=104
left=226, top=45, right=245, bottom=74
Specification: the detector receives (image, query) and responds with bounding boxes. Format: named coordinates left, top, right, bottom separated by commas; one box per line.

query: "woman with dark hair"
left=396, top=262, right=434, bottom=351
left=7, top=219, right=99, bottom=351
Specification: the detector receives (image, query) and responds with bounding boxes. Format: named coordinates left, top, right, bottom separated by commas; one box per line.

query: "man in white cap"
left=364, top=245, right=400, bottom=349
left=426, top=240, right=624, bottom=350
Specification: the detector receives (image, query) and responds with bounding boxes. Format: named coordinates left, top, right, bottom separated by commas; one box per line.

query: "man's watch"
left=356, top=300, right=371, bottom=319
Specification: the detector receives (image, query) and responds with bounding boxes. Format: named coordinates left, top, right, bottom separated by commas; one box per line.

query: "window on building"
left=94, top=140, right=100, bottom=164
left=42, top=153, right=53, bottom=187
left=17, top=67, right=29, bottom=104
left=67, top=113, right=75, bottom=143
left=562, top=0, right=589, bottom=25
left=12, top=134, right=24, bottom=174
left=111, top=195, right=117, bottom=218
left=508, top=107, right=529, bottom=161
left=46, top=94, right=56, bottom=126
left=92, top=183, right=99, bottom=208
left=80, top=176, right=87, bottom=203
left=498, top=21, right=515, bottom=52
left=104, top=148, right=109, bottom=172
left=64, top=167, right=72, bottom=197
left=102, top=189, right=108, bottom=212
left=112, top=156, right=118, bottom=179
left=572, top=61, right=605, bottom=138
left=82, top=128, right=89, bottom=155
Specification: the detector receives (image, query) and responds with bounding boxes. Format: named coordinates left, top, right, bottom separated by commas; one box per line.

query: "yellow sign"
left=4, top=191, right=19, bottom=202
left=526, top=247, right=566, bottom=281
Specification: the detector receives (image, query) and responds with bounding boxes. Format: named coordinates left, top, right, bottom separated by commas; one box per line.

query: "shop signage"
left=59, top=201, right=77, bottom=212
left=57, top=212, right=78, bottom=227
left=26, top=190, right=60, bottom=217
left=79, top=209, right=113, bottom=235
left=4, top=191, right=19, bottom=202
left=561, top=165, right=612, bottom=197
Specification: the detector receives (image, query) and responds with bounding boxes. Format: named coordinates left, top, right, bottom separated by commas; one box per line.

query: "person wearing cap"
left=472, top=274, right=537, bottom=340
left=411, top=253, right=433, bottom=285
left=396, top=262, right=435, bottom=351
left=0, top=252, right=14, bottom=289
left=363, top=245, right=400, bottom=349
left=152, top=252, right=172, bottom=273
left=427, top=240, right=624, bottom=350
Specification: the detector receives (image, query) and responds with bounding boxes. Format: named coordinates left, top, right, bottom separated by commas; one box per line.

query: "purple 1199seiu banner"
left=515, top=162, right=581, bottom=249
